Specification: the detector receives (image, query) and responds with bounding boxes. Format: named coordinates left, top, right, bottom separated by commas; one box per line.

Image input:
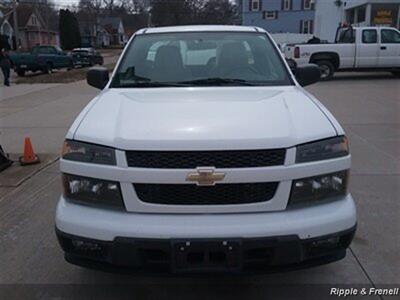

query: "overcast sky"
left=55, top=0, right=79, bottom=7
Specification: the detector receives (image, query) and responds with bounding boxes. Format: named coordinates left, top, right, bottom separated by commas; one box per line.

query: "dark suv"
left=71, top=48, right=104, bottom=68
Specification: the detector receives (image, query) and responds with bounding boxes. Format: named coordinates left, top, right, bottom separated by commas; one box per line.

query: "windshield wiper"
left=178, top=78, right=257, bottom=86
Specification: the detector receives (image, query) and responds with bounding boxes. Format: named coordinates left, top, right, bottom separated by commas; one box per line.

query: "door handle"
left=381, top=46, right=387, bottom=50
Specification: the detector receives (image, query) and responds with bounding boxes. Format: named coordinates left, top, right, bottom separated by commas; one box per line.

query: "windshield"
left=111, top=32, right=292, bottom=88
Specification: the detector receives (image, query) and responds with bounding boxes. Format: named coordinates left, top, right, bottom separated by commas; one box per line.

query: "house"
left=314, top=0, right=400, bottom=42
left=100, top=17, right=127, bottom=45
left=242, top=0, right=316, bottom=34
left=0, top=4, right=60, bottom=50
left=79, top=20, right=111, bottom=48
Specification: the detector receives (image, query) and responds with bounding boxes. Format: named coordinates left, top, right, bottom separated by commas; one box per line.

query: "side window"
left=381, top=30, right=400, bottom=44
left=38, top=47, right=48, bottom=54
left=146, top=41, right=169, bottom=61
left=362, top=30, right=377, bottom=44
left=338, top=29, right=355, bottom=43
left=48, top=47, right=57, bottom=54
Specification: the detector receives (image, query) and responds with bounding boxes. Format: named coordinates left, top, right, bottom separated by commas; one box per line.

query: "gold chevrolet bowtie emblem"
left=186, top=167, right=226, bottom=186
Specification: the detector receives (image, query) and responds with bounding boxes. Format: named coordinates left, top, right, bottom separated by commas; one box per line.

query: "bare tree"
left=150, top=0, right=238, bottom=27
left=103, top=0, right=115, bottom=14
left=200, top=0, right=238, bottom=25
left=130, top=0, right=149, bottom=13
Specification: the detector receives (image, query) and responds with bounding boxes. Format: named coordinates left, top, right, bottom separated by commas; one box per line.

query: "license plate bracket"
left=172, top=239, right=242, bottom=273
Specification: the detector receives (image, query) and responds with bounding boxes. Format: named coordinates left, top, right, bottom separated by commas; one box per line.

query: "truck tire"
left=16, top=69, right=25, bottom=77
left=316, top=60, right=335, bottom=81
left=43, top=63, right=53, bottom=74
left=67, top=61, right=74, bottom=71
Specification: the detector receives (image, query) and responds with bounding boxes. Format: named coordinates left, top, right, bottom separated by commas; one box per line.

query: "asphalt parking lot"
left=0, top=72, right=399, bottom=299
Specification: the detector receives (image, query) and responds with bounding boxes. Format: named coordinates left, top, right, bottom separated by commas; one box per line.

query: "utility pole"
left=146, top=5, right=152, bottom=27
left=12, top=0, right=20, bottom=50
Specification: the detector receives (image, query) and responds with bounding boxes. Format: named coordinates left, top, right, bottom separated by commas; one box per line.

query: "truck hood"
left=73, top=86, right=337, bottom=150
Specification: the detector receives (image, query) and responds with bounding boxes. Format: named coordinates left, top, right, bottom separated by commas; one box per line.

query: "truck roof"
left=136, top=25, right=266, bottom=35
left=345, top=26, right=397, bottom=30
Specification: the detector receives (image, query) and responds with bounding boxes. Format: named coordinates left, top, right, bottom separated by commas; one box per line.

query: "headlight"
left=62, top=140, right=116, bottom=165
left=62, top=174, right=124, bottom=209
left=296, top=136, right=349, bottom=163
left=288, top=170, right=349, bottom=207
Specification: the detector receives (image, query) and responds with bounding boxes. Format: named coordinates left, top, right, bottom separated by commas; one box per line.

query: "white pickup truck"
left=56, top=25, right=356, bottom=274
left=284, top=26, right=400, bottom=80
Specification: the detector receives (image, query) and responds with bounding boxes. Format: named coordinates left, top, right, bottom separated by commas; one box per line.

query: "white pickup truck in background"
left=284, top=26, right=400, bottom=80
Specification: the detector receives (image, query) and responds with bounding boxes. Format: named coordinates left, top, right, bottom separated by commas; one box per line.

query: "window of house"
left=251, top=0, right=260, bottom=11
left=300, top=20, right=314, bottom=34
left=303, top=0, right=313, bottom=10
left=362, top=30, right=377, bottom=43
left=282, top=0, right=291, bottom=11
left=263, top=11, right=277, bottom=20
left=357, top=6, right=366, bottom=23
left=347, top=10, right=355, bottom=24
left=381, top=29, right=400, bottom=44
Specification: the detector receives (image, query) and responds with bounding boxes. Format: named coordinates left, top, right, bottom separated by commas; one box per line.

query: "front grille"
left=126, top=149, right=286, bottom=169
left=134, top=182, right=279, bottom=205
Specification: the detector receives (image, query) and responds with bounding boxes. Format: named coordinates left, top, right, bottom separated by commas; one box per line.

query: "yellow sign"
left=374, top=9, right=393, bottom=24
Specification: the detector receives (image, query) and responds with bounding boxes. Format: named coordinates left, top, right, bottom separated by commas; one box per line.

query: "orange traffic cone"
left=19, top=137, right=40, bottom=166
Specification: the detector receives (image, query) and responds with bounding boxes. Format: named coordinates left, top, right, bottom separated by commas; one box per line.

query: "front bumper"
left=55, top=195, right=356, bottom=273
left=56, top=194, right=356, bottom=240
left=56, top=226, right=356, bottom=274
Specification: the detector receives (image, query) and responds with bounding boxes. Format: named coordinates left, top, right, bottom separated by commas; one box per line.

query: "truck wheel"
left=67, top=62, right=74, bottom=71
left=16, top=69, right=25, bottom=77
left=43, top=63, right=53, bottom=74
left=316, top=60, right=335, bottom=81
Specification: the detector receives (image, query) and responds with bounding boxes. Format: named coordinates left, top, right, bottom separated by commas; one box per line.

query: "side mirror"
left=87, top=67, right=109, bottom=89
left=295, top=64, right=321, bottom=87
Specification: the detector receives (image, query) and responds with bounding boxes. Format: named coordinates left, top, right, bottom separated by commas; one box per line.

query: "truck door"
left=336, top=28, right=356, bottom=68
left=356, top=29, right=379, bottom=68
left=47, top=47, right=59, bottom=68
left=378, top=28, right=400, bottom=68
